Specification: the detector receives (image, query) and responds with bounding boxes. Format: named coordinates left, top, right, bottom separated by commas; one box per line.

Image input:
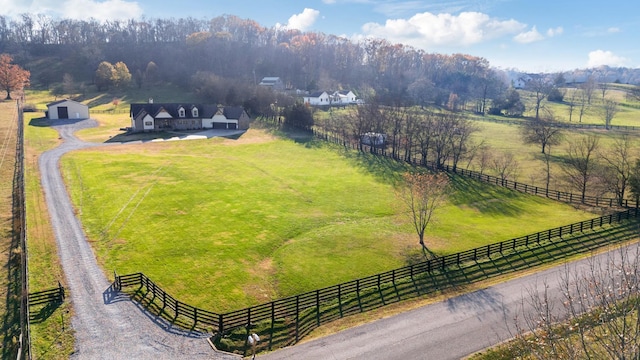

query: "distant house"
left=258, top=77, right=285, bottom=91
left=303, top=91, right=331, bottom=106
left=130, top=102, right=251, bottom=132
left=46, top=99, right=89, bottom=120
left=332, top=90, right=358, bottom=105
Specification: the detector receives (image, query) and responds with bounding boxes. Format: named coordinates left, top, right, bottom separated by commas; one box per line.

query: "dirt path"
left=39, top=119, right=237, bottom=359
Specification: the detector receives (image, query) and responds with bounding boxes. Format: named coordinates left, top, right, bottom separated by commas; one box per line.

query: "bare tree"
left=629, top=159, right=640, bottom=207
left=491, top=153, right=520, bottom=182
left=599, top=81, right=609, bottom=100
left=474, top=143, right=493, bottom=175
left=567, top=90, right=577, bottom=122
left=581, top=75, right=596, bottom=105
left=603, top=100, right=618, bottom=130
left=510, top=245, right=640, bottom=359
left=561, top=134, right=600, bottom=203
left=395, top=172, right=449, bottom=257
left=525, top=76, right=553, bottom=120
left=577, top=89, right=589, bottom=123
left=600, top=135, right=634, bottom=206
left=520, top=115, right=564, bottom=154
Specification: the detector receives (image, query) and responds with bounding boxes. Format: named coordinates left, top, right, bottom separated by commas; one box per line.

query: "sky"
left=3, top=0, right=640, bottom=73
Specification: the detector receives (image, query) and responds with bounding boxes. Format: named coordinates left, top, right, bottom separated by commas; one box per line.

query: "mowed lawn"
left=60, top=129, right=596, bottom=312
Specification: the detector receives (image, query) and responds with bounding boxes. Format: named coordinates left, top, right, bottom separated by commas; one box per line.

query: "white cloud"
left=513, top=26, right=544, bottom=43
left=277, top=8, right=320, bottom=31
left=607, top=27, right=621, bottom=33
left=587, top=50, right=630, bottom=67
left=0, top=0, right=142, bottom=21
left=546, top=26, right=563, bottom=37
left=360, top=11, right=526, bottom=48
left=62, top=0, right=143, bottom=22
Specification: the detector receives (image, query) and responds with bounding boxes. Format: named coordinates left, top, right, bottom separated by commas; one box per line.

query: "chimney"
left=149, top=98, right=153, bottom=104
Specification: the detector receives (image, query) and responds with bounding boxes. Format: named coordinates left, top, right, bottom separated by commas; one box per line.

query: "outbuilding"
left=46, top=99, right=89, bottom=120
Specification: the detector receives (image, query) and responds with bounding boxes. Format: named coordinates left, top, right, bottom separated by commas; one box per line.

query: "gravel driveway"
left=39, top=119, right=237, bottom=359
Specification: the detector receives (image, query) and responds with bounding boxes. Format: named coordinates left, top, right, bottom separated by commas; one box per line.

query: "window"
left=145, top=121, right=152, bottom=126
left=178, top=107, right=185, bottom=117
left=192, top=108, right=199, bottom=117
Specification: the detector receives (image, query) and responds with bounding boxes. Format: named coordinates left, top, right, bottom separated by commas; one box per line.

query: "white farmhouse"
left=303, top=91, right=330, bottom=106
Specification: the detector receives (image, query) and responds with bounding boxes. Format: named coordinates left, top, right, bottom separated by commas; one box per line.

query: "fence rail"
left=116, top=207, right=640, bottom=344
left=28, top=283, right=65, bottom=307
left=116, top=273, right=220, bottom=331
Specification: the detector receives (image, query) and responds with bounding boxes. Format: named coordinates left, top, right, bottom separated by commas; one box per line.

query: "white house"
left=332, top=90, right=358, bottom=105
left=46, top=99, right=89, bottom=120
left=303, top=91, right=330, bottom=106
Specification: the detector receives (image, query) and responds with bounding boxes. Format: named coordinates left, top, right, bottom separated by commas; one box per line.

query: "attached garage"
left=47, top=99, right=89, bottom=120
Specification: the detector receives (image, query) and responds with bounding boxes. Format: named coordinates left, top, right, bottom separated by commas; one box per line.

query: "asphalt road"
left=39, top=119, right=235, bottom=359
left=257, top=244, right=638, bottom=360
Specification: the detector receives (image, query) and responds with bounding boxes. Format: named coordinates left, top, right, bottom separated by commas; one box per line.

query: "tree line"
left=1, top=14, right=507, bottom=107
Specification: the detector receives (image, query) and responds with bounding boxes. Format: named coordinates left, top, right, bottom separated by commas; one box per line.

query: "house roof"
left=130, top=103, right=247, bottom=120
left=47, top=99, right=87, bottom=107
left=307, top=91, right=328, bottom=98
left=259, top=77, right=282, bottom=86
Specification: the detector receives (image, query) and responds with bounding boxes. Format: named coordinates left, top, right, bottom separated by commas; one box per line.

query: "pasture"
left=59, top=128, right=596, bottom=312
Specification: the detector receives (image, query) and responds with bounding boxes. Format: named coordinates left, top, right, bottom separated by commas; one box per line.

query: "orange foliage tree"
left=0, top=54, right=30, bottom=100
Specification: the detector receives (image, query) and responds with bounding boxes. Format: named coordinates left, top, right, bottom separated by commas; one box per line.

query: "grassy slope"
left=60, top=129, right=596, bottom=312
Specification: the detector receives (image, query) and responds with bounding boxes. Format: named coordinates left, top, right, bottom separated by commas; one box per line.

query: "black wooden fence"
left=116, top=207, right=640, bottom=348
left=28, top=283, right=65, bottom=307
left=311, top=128, right=636, bottom=209
left=14, top=99, right=30, bottom=360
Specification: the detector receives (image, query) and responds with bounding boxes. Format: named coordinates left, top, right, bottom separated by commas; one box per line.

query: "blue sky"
left=5, top=0, right=640, bottom=72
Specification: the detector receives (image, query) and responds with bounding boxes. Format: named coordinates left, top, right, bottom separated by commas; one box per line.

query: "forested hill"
left=1, top=14, right=639, bottom=105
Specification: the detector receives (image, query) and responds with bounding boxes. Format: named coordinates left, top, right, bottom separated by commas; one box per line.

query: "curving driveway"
left=39, top=119, right=236, bottom=359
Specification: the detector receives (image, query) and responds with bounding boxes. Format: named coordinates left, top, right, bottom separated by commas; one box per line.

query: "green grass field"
left=59, top=128, right=597, bottom=312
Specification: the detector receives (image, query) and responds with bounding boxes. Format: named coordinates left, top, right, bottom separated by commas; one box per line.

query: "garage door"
left=58, top=106, right=68, bottom=119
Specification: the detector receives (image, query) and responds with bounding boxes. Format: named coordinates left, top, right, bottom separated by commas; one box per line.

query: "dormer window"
left=178, top=107, right=185, bottom=117
left=192, top=107, right=199, bottom=117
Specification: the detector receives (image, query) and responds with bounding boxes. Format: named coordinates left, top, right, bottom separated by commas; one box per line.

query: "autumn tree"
left=396, top=172, right=449, bottom=257
left=113, top=61, right=131, bottom=89
left=0, top=54, right=30, bottom=100
left=95, top=61, right=115, bottom=91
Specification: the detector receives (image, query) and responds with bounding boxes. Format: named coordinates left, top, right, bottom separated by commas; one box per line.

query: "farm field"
left=58, top=128, right=597, bottom=312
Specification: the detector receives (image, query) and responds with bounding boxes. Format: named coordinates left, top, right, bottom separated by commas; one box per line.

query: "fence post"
left=316, top=290, right=320, bottom=327
left=378, top=274, right=385, bottom=305
left=338, top=284, right=343, bottom=318
left=269, top=302, right=275, bottom=351
left=356, top=279, right=362, bottom=312
left=194, top=307, right=198, bottom=327
left=295, top=296, right=300, bottom=343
